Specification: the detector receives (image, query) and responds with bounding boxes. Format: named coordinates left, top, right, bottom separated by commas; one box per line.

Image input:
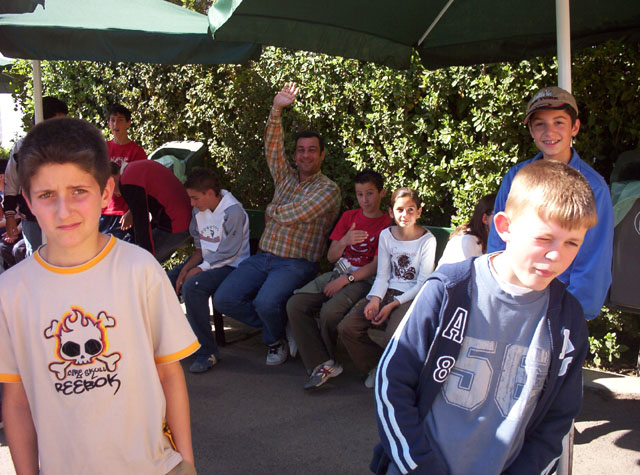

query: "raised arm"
left=264, top=82, right=300, bottom=183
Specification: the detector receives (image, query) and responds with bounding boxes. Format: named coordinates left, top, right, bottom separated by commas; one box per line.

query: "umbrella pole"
left=32, top=59, right=43, bottom=124
left=556, top=0, right=571, bottom=92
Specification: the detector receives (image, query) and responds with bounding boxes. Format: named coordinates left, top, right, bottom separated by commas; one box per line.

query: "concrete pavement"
left=1, top=322, right=638, bottom=474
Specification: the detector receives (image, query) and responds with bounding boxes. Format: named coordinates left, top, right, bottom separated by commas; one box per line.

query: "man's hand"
left=176, top=266, right=202, bottom=294
left=324, top=275, right=348, bottom=298
left=5, top=215, right=19, bottom=241
left=273, top=82, right=299, bottom=111
left=341, top=223, right=368, bottom=247
left=119, top=210, right=133, bottom=230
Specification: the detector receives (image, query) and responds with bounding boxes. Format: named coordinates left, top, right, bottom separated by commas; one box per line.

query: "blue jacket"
left=371, top=258, right=588, bottom=475
left=487, top=149, right=614, bottom=320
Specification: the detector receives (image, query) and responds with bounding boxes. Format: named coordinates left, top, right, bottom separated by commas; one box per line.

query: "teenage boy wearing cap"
left=488, top=86, right=614, bottom=320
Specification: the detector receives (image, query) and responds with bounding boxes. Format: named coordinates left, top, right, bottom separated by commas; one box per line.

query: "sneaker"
left=286, top=324, right=298, bottom=358
left=189, top=355, right=217, bottom=373
left=266, top=340, right=288, bottom=366
left=304, top=362, right=343, bottom=390
left=365, top=366, right=377, bottom=389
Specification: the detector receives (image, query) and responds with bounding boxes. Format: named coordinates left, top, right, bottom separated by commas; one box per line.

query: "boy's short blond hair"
left=505, top=160, right=597, bottom=230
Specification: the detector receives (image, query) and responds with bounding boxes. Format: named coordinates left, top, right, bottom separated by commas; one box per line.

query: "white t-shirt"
left=437, top=233, right=483, bottom=268
left=368, top=227, right=437, bottom=304
left=0, top=237, right=199, bottom=474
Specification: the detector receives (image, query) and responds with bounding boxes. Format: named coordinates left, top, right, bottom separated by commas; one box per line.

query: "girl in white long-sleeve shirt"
left=338, top=187, right=436, bottom=387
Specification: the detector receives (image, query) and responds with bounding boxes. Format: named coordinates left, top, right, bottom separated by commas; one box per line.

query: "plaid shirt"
left=259, top=110, right=340, bottom=262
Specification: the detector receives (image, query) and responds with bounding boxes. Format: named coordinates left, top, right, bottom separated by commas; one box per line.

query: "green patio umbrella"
left=0, top=0, right=261, bottom=122
left=208, top=0, right=640, bottom=70
left=0, top=0, right=260, bottom=65
left=0, top=0, right=41, bottom=15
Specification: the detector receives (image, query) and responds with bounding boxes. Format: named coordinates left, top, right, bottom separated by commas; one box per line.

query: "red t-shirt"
left=329, top=208, right=391, bottom=268
left=103, top=140, right=147, bottom=215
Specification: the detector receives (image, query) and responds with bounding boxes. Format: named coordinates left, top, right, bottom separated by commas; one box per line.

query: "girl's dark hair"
left=452, top=193, right=496, bottom=253
left=390, top=187, right=421, bottom=209
left=18, top=117, right=110, bottom=197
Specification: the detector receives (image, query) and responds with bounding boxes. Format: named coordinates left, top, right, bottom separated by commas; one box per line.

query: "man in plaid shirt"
left=215, top=82, right=341, bottom=365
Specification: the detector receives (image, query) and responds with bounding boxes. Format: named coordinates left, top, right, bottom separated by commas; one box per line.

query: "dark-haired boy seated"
left=287, top=169, right=390, bottom=389
left=167, top=168, right=250, bottom=373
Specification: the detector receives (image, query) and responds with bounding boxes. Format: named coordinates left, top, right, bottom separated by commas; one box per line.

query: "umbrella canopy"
left=208, top=0, right=640, bottom=69
left=0, top=0, right=261, bottom=65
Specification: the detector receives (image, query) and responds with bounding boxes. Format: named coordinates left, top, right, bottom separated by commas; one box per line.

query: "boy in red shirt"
left=100, top=104, right=147, bottom=241
left=287, top=169, right=391, bottom=389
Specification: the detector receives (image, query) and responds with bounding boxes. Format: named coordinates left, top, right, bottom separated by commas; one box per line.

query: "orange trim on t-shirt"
left=155, top=340, right=200, bottom=365
left=33, top=235, right=117, bottom=274
left=0, top=373, right=22, bottom=383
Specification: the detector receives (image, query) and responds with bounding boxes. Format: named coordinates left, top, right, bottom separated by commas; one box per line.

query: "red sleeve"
left=329, top=209, right=356, bottom=242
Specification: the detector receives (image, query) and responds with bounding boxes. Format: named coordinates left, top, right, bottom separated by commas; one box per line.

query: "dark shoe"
left=189, top=355, right=217, bottom=373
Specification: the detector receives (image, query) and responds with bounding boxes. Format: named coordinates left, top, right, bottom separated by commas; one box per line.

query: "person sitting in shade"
left=214, top=82, right=341, bottom=365
left=167, top=167, right=250, bottom=373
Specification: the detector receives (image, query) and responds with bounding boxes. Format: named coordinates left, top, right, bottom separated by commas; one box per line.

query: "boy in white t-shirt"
left=0, top=117, right=199, bottom=474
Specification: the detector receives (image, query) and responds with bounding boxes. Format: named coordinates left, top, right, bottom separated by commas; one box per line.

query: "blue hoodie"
left=487, top=149, right=613, bottom=319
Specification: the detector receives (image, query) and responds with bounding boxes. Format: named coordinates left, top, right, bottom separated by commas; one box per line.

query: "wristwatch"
left=346, top=273, right=355, bottom=283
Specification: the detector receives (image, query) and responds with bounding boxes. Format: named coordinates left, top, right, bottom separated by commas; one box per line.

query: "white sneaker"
left=266, top=340, right=288, bottom=365
left=365, top=366, right=377, bottom=389
left=286, top=324, right=298, bottom=358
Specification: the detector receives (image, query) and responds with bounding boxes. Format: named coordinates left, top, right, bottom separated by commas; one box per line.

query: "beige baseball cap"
left=524, top=86, right=578, bottom=124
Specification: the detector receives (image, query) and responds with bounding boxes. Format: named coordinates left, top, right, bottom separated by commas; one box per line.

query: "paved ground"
left=1, top=324, right=639, bottom=474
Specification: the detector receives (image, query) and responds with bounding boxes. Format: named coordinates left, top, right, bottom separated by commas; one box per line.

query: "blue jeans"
left=213, top=251, right=317, bottom=345
left=167, top=262, right=235, bottom=359
left=22, top=219, right=42, bottom=256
